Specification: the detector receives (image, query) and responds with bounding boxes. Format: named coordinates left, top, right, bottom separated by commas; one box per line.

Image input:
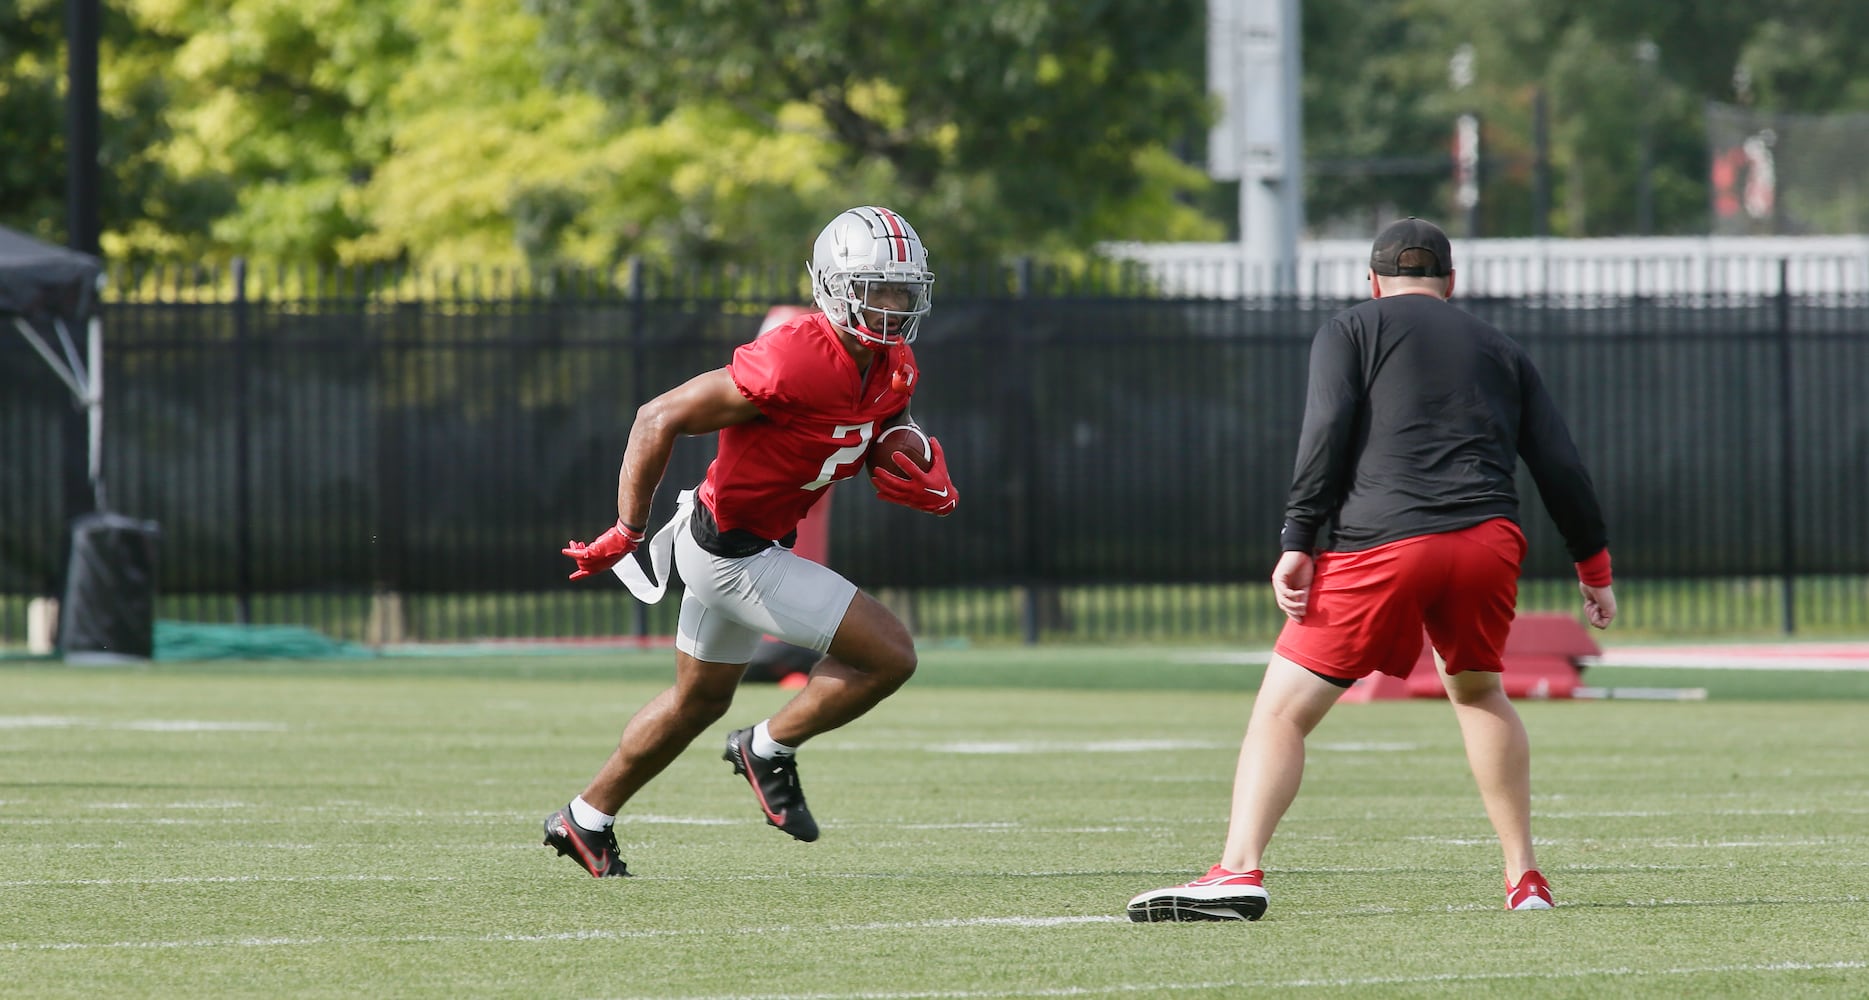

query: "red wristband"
left=1575, top=549, right=1613, bottom=587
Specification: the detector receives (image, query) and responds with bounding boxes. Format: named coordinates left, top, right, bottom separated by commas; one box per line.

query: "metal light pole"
left=1449, top=44, right=1481, bottom=238
left=1635, top=38, right=1659, bottom=235
left=1208, top=0, right=1305, bottom=296
left=1532, top=88, right=1550, bottom=237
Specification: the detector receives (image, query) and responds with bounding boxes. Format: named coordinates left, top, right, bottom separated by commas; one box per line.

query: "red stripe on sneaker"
left=562, top=816, right=603, bottom=877
left=738, top=745, right=788, bottom=827
left=1187, top=864, right=1263, bottom=888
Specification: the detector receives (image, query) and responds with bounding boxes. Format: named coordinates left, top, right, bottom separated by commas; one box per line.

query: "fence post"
left=1777, top=258, right=1796, bottom=634
left=627, top=256, right=649, bottom=640
left=1013, top=257, right=1045, bottom=645
left=232, top=257, right=253, bottom=625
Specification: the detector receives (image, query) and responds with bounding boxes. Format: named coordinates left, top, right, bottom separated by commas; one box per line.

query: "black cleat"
left=723, top=726, right=819, bottom=842
left=542, top=804, right=630, bottom=878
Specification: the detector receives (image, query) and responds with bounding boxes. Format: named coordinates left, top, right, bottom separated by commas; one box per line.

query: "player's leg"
left=1218, top=654, right=1348, bottom=874
left=725, top=582, right=913, bottom=842
left=1126, top=655, right=1340, bottom=921
left=1128, top=541, right=1431, bottom=920
left=1424, top=519, right=1549, bottom=908
left=688, top=541, right=915, bottom=747
left=544, top=636, right=747, bottom=877
left=678, top=539, right=894, bottom=841
left=1225, top=541, right=1428, bottom=872
left=765, top=590, right=915, bottom=745
left=1438, top=660, right=1541, bottom=893
left=579, top=647, right=747, bottom=814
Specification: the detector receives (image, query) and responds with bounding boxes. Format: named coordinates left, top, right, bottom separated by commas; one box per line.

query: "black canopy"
left=0, top=225, right=102, bottom=319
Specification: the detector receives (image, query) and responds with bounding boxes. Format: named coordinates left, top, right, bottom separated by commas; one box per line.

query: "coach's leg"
left=1439, top=659, right=1538, bottom=882
left=1219, top=654, right=1347, bottom=873
left=766, top=591, right=916, bottom=746
left=580, top=650, right=744, bottom=814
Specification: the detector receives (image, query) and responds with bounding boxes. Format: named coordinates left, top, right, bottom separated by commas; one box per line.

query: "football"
left=867, top=423, right=933, bottom=481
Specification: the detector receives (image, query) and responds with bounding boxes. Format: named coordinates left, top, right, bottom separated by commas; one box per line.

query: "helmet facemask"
left=817, top=273, right=932, bottom=346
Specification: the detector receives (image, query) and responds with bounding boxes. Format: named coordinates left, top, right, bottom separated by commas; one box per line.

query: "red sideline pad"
left=1339, top=613, right=1601, bottom=702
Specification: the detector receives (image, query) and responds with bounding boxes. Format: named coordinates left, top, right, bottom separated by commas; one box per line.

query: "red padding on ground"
left=1339, top=613, right=1600, bottom=702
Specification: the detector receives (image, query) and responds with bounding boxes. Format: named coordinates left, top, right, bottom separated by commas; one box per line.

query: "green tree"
left=1299, top=1, right=1868, bottom=238
left=524, top=0, right=1222, bottom=263
left=344, top=1, right=859, bottom=272
left=1, top=0, right=196, bottom=249
left=1299, top=0, right=1455, bottom=234
left=1731, top=10, right=1869, bottom=110
left=0, top=0, right=67, bottom=239
left=120, top=0, right=419, bottom=264
left=27, top=1, right=1869, bottom=262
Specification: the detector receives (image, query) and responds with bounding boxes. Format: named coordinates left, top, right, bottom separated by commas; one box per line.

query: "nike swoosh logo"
left=923, top=487, right=950, bottom=497
left=736, top=744, right=789, bottom=826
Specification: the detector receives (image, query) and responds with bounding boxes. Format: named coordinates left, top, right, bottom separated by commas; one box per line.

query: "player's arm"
left=1517, top=360, right=1617, bottom=628
left=1279, top=322, right=1361, bottom=554
left=563, top=368, right=760, bottom=581
left=615, top=367, right=761, bottom=527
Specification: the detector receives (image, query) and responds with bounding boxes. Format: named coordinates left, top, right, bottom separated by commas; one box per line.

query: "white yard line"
left=1583, top=651, right=1869, bottom=671
left=0, top=874, right=463, bottom=888
left=0, top=716, right=286, bottom=731
left=1174, top=645, right=1869, bottom=672
left=7, top=899, right=1866, bottom=955
left=923, top=740, right=1232, bottom=754
left=610, top=960, right=1869, bottom=999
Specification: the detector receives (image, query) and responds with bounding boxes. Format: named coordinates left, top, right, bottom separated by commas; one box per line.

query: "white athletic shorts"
left=672, top=525, right=859, bottom=665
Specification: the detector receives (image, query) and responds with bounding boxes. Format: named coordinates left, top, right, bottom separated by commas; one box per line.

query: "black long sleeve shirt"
left=1280, top=294, right=1609, bottom=563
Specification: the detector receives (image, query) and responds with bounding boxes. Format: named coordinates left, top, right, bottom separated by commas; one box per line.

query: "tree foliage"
left=1301, top=0, right=1869, bottom=237
left=0, top=0, right=67, bottom=241
left=2, top=0, right=191, bottom=248
left=6, top=1, right=1869, bottom=262
left=116, top=0, right=420, bottom=263
left=523, top=0, right=1221, bottom=263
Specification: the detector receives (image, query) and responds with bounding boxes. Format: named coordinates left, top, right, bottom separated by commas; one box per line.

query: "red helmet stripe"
left=870, top=207, right=910, bottom=263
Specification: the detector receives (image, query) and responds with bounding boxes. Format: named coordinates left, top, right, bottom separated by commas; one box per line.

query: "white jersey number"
left=803, top=422, right=875, bottom=491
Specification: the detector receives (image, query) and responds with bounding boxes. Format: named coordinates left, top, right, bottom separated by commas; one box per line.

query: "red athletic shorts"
left=1274, top=518, right=1527, bottom=681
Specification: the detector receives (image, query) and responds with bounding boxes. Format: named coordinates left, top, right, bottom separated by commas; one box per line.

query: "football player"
left=1127, top=217, right=1616, bottom=921
left=544, top=207, right=958, bottom=877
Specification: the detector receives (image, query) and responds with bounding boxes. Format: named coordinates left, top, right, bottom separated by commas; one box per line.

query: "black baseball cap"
left=1369, top=217, right=1452, bottom=277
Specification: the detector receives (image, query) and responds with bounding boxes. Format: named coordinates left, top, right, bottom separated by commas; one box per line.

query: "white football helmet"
left=808, top=206, right=934, bottom=346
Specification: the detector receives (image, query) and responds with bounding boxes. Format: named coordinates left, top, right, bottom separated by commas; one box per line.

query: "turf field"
left=3, top=645, right=1866, bottom=998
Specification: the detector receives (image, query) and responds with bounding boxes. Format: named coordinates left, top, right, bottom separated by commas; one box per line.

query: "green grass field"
left=4, top=646, right=1867, bottom=998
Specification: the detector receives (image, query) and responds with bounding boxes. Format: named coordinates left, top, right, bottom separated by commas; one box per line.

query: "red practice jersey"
left=700, top=311, right=919, bottom=540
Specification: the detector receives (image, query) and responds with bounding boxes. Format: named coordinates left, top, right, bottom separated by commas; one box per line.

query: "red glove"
left=871, top=436, right=959, bottom=516
left=561, top=519, right=645, bottom=580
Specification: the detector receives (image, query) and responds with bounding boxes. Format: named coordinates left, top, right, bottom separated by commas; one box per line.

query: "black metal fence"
left=4, top=258, right=1867, bottom=646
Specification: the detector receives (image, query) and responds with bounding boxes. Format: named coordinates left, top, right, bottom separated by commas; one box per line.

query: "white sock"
left=752, top=719, right=797, bottom=759
left=569, top=796, right=614, bottom=832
